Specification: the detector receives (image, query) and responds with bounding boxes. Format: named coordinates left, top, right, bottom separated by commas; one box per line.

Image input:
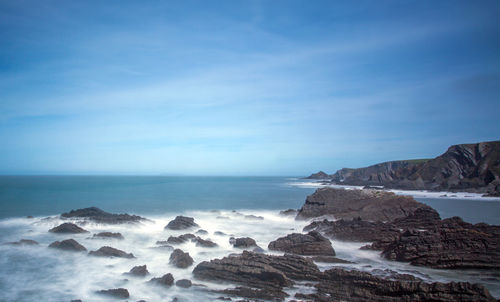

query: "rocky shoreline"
left=4, top=189, right=500, bottom=301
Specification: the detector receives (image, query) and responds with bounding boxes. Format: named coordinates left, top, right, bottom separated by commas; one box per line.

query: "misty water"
left=1, top=176, right=499, bottom=301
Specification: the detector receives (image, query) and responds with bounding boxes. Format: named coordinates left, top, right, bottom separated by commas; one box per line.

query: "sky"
left=0, top=0, right=499, bottom=176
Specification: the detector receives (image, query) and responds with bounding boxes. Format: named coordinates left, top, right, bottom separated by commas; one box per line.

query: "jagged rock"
left=164, top=216, right=199, bottom=230
left=126, top=265, right=149, bottom=277
left=166, top=233, right=196, bottom=244
left=295, top=268, right=496, bottom=302
left=89, top=246, right=134, bottom=258
left=5, top=239, right=39, bottom=246
left=49, top=223, right=88, bottom=234
left=231, top=237, right=257, bottom=248
left=279, top=209, right=297, bottom=216
left=61, top=207, right=146, bottom=224
left=175, top=279, right=192, bottom=288
left=149, top=273, right=174, bottom=287
left=310, top=256, right=353, bottom=264
left=92, top=232, right=124, bottom=239
left=96, top=288, right=130, bottom=299
left=49, top=239, right=86, bottom=252
left=296, top=187, right=430, bottom=221
left=268, top=231, right=335, bottom=256
left=195, top=237, right=218, bottom=248
left=196, top=229, right=208, bottom=235
left=169, top=249, right=193, bottom=268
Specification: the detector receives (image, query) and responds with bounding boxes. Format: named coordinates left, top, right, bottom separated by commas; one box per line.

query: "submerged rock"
left=89, top=246, right=134, bottom=258
left=92, top=232, right=124, bottom=239
left=61, top=207, right=146, bottom=224
left=296, top=187, right=430, bottom=221
left=196, top=229, right=208, bottom=235
left=165, top=216, right=199, bottom=230
left=169, top=249, right=193, bottom=268
left=195, top=237, right=218, bottom=248
left=279, top=209, right=297, bottom=216
left=49, top=239, right=86, bottom=252
left=175, top=279, right=192, bottom=288
left=5, top=239, right=39, bottom=246
left=96, top=288, right=130, bottom=299
left=268, top=231, right=335, bottom=256
left=244, top=214, right=264, bottom=220
left=149, top=273, right=174, bottom=287
left=49, top=223, right=88, bottom=234
left=125, top=265, right=149, bottom=277
left=166, top=233, right=196, bottom=244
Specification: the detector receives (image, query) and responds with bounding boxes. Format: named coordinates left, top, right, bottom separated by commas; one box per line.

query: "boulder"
left=166, top=233, right=196, bottom=244
left=48, top=239, right=86, bottom=252
left=96, top=288, right=129, bottom=299
left=279, top=209, right=297, bottom=216
left=196, top=229, right=208, bottom=235
left=195, top=237, right=218, bottom=248
left=126, top=265, right=149, bottom=277
left=149, top=273, right=174, bottom=287
left=268, top=231, right=335, bottom=256
left=61, top=207, right=145, bottom=224
left=89, top=246, right=134, bottom=258
left=49, top=223, right=88, bottom=234
left=175, top=279, right=192, bottom=288
left=164, top=216, right=199, bottom=230
left=92, top=232, right=124, bottom=239
left=231, top=237, right=257, bottom=248
left=169, top=249, right=193, bottom=268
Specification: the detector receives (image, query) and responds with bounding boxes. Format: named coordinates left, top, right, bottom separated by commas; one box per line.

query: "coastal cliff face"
left=310, top=141, right=500, bottom=196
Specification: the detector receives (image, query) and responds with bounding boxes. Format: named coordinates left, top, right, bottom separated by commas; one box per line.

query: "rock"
left=153, top=244, right=174, bottom=251
left=216, top=287, right=288, bottom=301
left=96, top=288, right=130, bottom=299
left=92, top=232, right=124, bottom=239
left=196, top=229, right=208, bottom=235
left=304, top=171, right=331, bottom=179
left=296, top=187, right=431, bottom=221
left=149, top=273, right=174, bottom=287
left=26, top=216, right=34, bottom=219
left=244, top=215, right=264, bottom=220
left=195, top=237, right=218, bottom=248
left=279, top=209, right=297, bottom=216
left=61, top=207, right=146, bottom=224
left=5, top=239, right=39, bottom=246
left=175, top=279, right=192, bottom=288
left=166, top=233, right=196, bottom=244
left=49, top=223, right=88, bottom=234
left=231, top=237, right=257, bottom=248
left=89, top=246, right=134, bottom=258
left=310, top=256, right=354, bottom=264
left=165, top=216, right=199, bottom=230
left=126, top=265, right=149, bottom=277
left=169, top=249, right=193, bottom=268
left=295, top=268, right=496, bottom=302
left=49, top=239, right=87, bottom=252
left=268, top=231, right=335, bottom=256
left=214, top=231, right=226, bottom=236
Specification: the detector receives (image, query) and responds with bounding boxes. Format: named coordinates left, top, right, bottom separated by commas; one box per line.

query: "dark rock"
left=5, top=239, right=39, bottom=246
left=195, top=237, right=218, bottom=248
left=89, top=246, right=134, bottom=258
left=214, top=231, right=226, bottom=236
left=169, top=249, right=193, bottom=268
left=93, top=232, right=124, bottom=240
left=295, top=268, right=496, bottom=302
left=196, top=229, right=208, bottom=235
left=149, top=273, right=174, bottom=287
left=49, top=239, right=86, bottom=252
left=26, top=216, right=34, bottom=219
left=231, top=237, right=257, bottom=248
left=61, top=207, right=146, bottom=224
left=165, top=216, right=199, bottom=230
left=216, top=287, right=288, bottom=301
left=175, top=279, right=192, bottom=288
left=70, top=300, right=82, bottom=302
left=304, top=171, right=331, bottom=179
left=296, top=187, right=430, bottom=221
left=153, top=244, right=174, bottom=251
left=268, top=231, right=335, bottom=256
left=49, top=223, right=89, bottom=234
left=166, top=234, right=196, bottom=244
left=244, top=215, right=264, bottom=220
left=126, top=265, right=149, bottom=277
left=96, top=288, right=130, bottom=299
left=279, top=209, right=297, bottom=216
left=310, top=256, right=353, bottom=264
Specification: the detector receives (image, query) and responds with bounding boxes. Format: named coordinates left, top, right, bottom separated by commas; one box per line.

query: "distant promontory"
left=306, top=140, right=500, bottom=196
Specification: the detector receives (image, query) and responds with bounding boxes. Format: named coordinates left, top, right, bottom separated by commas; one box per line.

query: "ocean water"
left=0, top=176, right=499, bottom=301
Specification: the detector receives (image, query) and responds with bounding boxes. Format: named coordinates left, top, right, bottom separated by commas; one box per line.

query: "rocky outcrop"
left=166, top=233, right=196, bottom=244
left=48, top=239, right=86, bottom=252
left=195, top=238, right=217, bottom=248
left=268, top=231, right=335, bottom=256
left=49, top=223, right=89, bottom=234
left=89, top=246, right=134, bottom=258
left=296, top=187, right=430, bottom=221
left=326, top=141, right=500, bottom=196
left=61, top=207, right=146, bottom=224
left=92, top=232, right=124, bottom=239
left=165, top=216, right=199, bottom=230
left=175, top=279, right=192, bottom=288
left=231, top=237, right=257, bottom=248
left=304, top=171, right=331, bottom=179
left=169, top=249, right=193, bottom=268
left=149, top=273, right=174, bottom=287
left=295, top=268, right=496, bottom=302
left=5, top=239, right=39, bottom=246
left=125, top=265, right=149, bottom=277
left=96, top=288, right=130, bottom=299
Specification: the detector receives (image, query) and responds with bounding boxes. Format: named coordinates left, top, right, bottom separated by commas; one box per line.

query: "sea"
left=0, top=176, right=499, bottom=301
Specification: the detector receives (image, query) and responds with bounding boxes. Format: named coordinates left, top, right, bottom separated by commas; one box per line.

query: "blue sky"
left=0, top=1, right=499, bottom=175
